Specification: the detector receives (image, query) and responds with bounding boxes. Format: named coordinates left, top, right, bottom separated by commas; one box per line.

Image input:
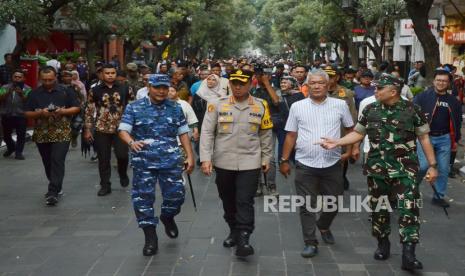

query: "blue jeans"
left=417, top=134, right=451, bottom=199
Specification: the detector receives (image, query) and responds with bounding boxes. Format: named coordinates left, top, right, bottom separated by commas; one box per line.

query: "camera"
left=47, top=103, right=58, bottom=112
left=254, top=63, right=272, bottom=75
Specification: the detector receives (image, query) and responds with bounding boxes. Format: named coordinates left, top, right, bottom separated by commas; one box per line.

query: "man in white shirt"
left=280, top=70, right=354, bottom=258
left=136, top=74, right=152, bottom=100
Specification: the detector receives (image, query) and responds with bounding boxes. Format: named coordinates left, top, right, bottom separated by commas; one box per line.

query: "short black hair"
left=4, top=53, right=12, bottom=59
left=102, top=63, right=116, bottom=71
left=434, top=69, right=451, bottom=80
left=292, top=64, right=308, bottom=72
left=40, top=66, right=57, bottom=75
left=11, top=68, right=25, bottom=76
left=212, top=63, right=222, bottom=69
left=177, top=61, right=188, bottom=68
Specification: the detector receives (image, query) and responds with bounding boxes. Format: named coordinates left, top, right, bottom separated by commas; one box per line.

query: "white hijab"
left=197, top=74, right=228, bottom=102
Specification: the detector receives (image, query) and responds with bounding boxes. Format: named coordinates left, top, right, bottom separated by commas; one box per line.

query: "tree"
left=404, top=0, right=440, bottom=82
left=0, top=0, right=73, bottom=59
left=357, top=0, right=406, bottom=64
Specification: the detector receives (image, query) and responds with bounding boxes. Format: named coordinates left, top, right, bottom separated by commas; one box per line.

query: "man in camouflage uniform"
left=317, top=74, right=438, bottom=272
left=118, top=74, right=195, bottom=256
left=126, top=62, right=144, bottom=93
left=324, top=65, right=357, bottom=190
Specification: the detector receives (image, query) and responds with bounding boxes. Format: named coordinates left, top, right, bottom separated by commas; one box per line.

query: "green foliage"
left=0, top=0, right=51, bottom=40
left=410, top=86, right=424, bottom=96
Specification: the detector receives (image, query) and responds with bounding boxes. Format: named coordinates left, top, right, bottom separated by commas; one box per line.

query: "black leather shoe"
left=223, top=230, right=237, bottom=248
left=45, top=195, right=58, bottom=206
left=301, top=244, right=318, bottom=258
left=120, top=177, right=130, bottom=187
left=320, top=230, right=335, bottom=244
left=15, top=154, right=25, bottom=160
left=3, top=149, right=14, bottom=157
left=235, top=231, right=254, bottom=257
left=374, top=237, right=390, bottom=260
left=160, top=215, right=178, bottom=238
left=97, top=187, right=111, bottom=196
left=401, top=242, right=423, bottom=271
left=142, top=226, right=158, bottom=256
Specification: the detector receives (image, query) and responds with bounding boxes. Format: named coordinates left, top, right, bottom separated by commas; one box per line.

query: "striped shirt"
left=285, top=97, right=354, bottom=168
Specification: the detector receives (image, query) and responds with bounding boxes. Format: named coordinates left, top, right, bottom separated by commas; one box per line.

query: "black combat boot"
left=401, top=242, right=423, bottom=271
left=373, top=237, right=390, bottom=260
left=142, top=225, right=158, bottom=256
left=223, top=228, right=237, bottom=248
left=160, top=215, right=179, bottom=238
left=235, top=231, right=254, bottom=257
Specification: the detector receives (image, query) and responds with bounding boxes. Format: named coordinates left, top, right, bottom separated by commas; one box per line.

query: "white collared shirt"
left=285, top=97, right=354, bottom=168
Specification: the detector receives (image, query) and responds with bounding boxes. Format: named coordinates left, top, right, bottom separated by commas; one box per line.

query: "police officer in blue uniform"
left=118, top=74, right=195, bottom=256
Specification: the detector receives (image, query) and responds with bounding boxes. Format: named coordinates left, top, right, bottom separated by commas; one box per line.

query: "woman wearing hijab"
left=71, top=70, right=87, bottom=101
left=196, top=74, right=229, bottom=102
left=191, top=74, right=229, bottom=165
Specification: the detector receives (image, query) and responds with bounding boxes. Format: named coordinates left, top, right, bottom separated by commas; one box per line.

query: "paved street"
left=1, top=143, right=465, bottom=276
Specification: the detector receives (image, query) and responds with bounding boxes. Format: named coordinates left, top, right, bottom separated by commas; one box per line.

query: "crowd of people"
left=1, top=52, right=465, bottom=272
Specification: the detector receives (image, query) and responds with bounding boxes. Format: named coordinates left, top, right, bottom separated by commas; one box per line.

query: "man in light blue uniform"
left=118, top=74, right=195, bottom=256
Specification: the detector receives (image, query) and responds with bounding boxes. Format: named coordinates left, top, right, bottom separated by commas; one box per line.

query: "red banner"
left=445, top=31, right=465, bottom=44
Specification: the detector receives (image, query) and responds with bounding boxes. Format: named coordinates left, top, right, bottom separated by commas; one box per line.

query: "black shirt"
left=25, top=84, right=79, bottom=112
left=25, top=84, right=80, bottom=143
left=430, top=94, right=451, bottom=133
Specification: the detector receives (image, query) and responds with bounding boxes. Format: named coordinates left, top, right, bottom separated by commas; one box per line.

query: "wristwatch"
left=280, top=158, right=289, bottom=164
left=429, top=163, right=437, bottom=169
left=128, top=140, right=135, bottom=147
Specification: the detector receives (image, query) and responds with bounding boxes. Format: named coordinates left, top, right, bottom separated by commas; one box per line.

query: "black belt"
left=429, top=130, right=449, bottom=136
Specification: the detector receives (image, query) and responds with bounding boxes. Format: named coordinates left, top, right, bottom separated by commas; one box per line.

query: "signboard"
left=352, top=36, right=365, bottom=43
left=445, top=31, right=465, bottom=45
left=400, top=19, right=438, bottom=37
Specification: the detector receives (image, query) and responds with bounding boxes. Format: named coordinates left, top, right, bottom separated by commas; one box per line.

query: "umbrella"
left=187, top=174, right=197, bottom=211
left=81, top=134, right=92, bottom=158
left=431, top=184, right=449, bottom=219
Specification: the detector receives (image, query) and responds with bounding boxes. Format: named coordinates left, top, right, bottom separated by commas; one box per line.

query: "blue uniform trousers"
left=132, top=166, right=185, bottom=227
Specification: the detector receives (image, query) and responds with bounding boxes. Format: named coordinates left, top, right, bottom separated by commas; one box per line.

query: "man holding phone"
left=24, top=66, right=80, bottom=206
left=200, top=69, right=273, bottom=257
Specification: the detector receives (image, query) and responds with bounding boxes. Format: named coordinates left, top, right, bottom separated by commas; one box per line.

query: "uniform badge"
left=338, top=89, right=346, bottom=98
left=251, top=104, right=261, bottom=113
left=250, top=124, right=257, bottom=132
left=207, top=104, right=215, bottom=113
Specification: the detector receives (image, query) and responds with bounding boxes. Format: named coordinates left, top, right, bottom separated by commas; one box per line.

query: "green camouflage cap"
left=373, top=73, right=403, bottom=87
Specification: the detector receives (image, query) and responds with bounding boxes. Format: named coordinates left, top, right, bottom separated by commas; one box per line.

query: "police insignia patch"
left=208, top=104, right=215, bottom=112
left=338, top=89, right=346, bottom=97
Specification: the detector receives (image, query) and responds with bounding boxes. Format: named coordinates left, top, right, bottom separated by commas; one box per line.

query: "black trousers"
left=94, top=131, right=128, bottom=187
left=294, top=161, right=344, bottom=246
left=215, top=167, right=260, bottom=233
left=36, top=142, right=70, bottom=196
left=1, top=115, right=27, bottom=155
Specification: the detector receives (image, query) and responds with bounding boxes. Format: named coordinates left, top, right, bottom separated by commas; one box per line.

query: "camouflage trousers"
left=132, top=166, right=185, bottom=228
left=368, top=176, right=421, bottom=243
